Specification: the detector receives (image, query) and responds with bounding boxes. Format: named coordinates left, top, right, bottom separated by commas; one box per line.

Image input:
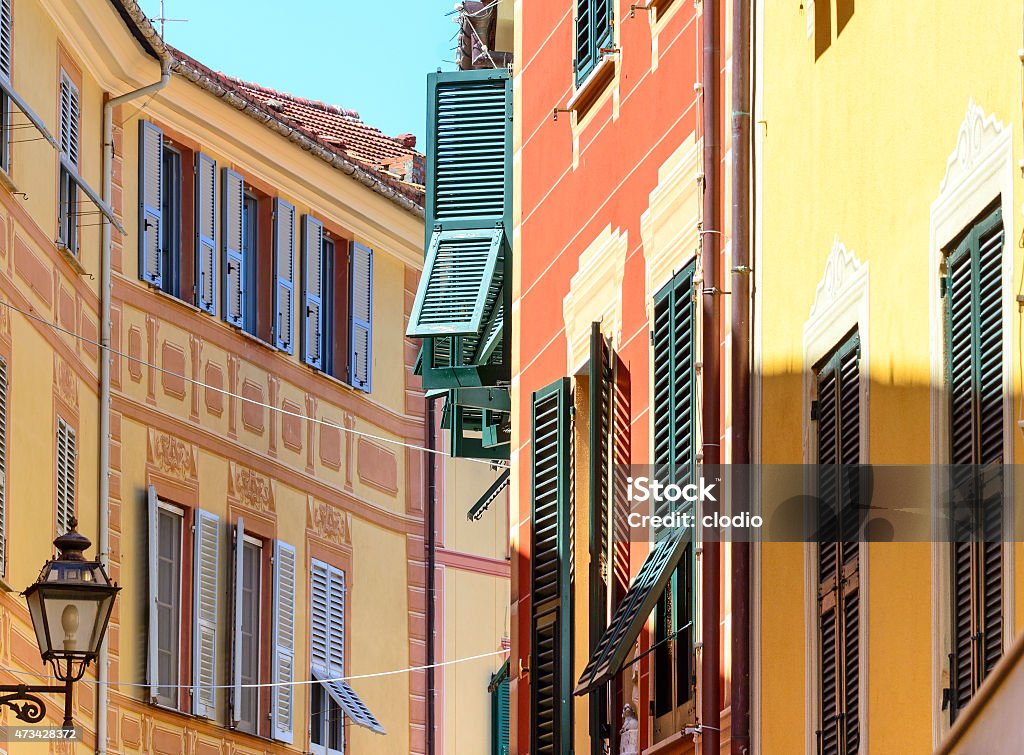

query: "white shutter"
left=0, top=0, right=12, bottom=83
left=271, top=539, right=296, bottom=743
left=230, top=517, right=244, bottom=725
left=222, top=169, right=245, bottom=327
left=310, top=559, right=330, bottom=673
left=192, top=510, right=220, bottom=718
left=302, top=216, right=325, bottom=369
left=274, top=199, right=296, bottom=352
left=55, top=418, right=75, bottom=535
left=0, top=357, right=8, bottom=576
left=138, top=121, right=163, bottom=287
left=59, top=73, right=79, bottom=165
left=195, top=153, right=218, bottom=314
left=146, top=484, right=159, bottom=701
left=349, top=242, right=373, bottom=391
left=328, top=567, right=345, bottom=675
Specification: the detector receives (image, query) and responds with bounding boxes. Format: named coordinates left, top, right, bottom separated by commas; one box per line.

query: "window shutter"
left=301, top=216, right=325, bottom=369
left=192, top=510, right=220, bottom=718
left=271, top=539, right=296, bottom=743
left=138, top=121, right=164, bottom=287
left=310, top=559, right=331, bottom=672
left=230, top=517, right=244, bottom=725
left=0, top=357, right=6, bottom=576
left=530, top=378, right=572, bottom=755
left=0, top=0, right=12, bottom=83
left=55, top=418, right=75, bottom=535
left=195, top=153, right=218, bottom=314
left=146, top=484, right=159, bottom=701
left=59, top=74, right=79, bottom=165
left=274, top=199, right=296, bottom=353
left=349, top=242, right=373, bottom=392
left=492, top=673, right=511, bottom=755
left=575, top=0, right=594, bottom=79
left=328, top=566, right=345, bottom=674
left=222, top=168, right=245, bottom=327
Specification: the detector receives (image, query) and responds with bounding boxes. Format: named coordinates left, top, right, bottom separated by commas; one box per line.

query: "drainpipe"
left=729, top=0, right=752, bottom=749
left=425, top=398, right=438, bottom=755
left=700, top=0, right=722, bottom=752
left=98, top=62, right=170, bottom=755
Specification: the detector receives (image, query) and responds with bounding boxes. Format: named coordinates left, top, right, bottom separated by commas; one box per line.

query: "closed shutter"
left=530, top=378, right=572, bottom=755
left=138, top=121, right=163, bottom=287
left=55, top=418, right=76, bottom=535
left=302, top=216, right=325, bottom=369
left=0, top=357, right=6, bottom=576
left=146, top=484, right=159, bottom=701
left=0, top=0, right=12, bottom=83
left=310, top=559, right=331, bottom=673
left=192, top=510, right=220, bottom=718
left=222, top=169, right=245, bottom=327
left=349, top=242, right=373, bottom=391
left=814, top=332, right=860, bottom=755
left=271, top=540, right=296, bottom=743
left=230, top=517, right=244, bottom=725
left=328, top=566, right=345, bottom=674
left=945, top=206, right=1005, bottom=721
left=274, top=199, right=296, bottom=353
left=575, top=0, right=594, bottom=80
left=59, top=74, right=79, bottom=165
left=491, top=665, right=511, bottom=755
left=195, top=153, right=218, bottom=314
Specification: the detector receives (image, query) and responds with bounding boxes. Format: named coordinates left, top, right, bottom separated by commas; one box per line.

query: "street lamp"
left=0, top=518, right=120, bottom=728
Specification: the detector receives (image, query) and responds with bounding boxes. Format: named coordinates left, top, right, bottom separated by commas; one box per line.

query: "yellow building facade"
left=0, top=0, right=509, bottom=753
left=757, top=1, right=1024, bottom=752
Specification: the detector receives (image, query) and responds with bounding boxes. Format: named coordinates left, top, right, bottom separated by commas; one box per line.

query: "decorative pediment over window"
left=809, top=236, right=865, bottom=321
left=939, top=99, right=1008, bottom=195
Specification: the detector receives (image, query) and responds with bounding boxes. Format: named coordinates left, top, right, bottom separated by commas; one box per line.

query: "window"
left=153, top=502, right=183, bottom=708
left=650, top=264, right=697, bottom=736
left=57, top=72, right=80, bottom=254
left=236, top=534, right=262, bottom=734
left=160, top=145, right=182, bottom=296
left=301, top=217, right=375, bottom=391
left=812, top=330, right=860, bottom=755
left=575, top=0, right=614, bottom=83
left=311, top=682, right=345, bottom=754
left=0, top=0, right=13, bottom=174
left=943, top=204, right=1005, bottom=722
left=55, top=417, right=76, bottom=535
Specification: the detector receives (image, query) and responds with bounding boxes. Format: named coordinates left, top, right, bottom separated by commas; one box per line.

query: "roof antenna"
left=154, top=0, right=189, bottom=40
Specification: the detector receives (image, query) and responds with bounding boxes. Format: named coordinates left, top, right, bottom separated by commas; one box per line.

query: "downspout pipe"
left=98, top=62, right=170, bottom=755
left=729, top=0, right=752, bottom=750
left=425, top=397, right=438, bottom=755
left=700, top=0, right=722, bottom=752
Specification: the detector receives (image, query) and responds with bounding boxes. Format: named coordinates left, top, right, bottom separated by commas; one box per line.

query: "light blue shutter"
left=138, top=121, right=163, bottom=287
left=349, top=242, right=373, bottom=392
left=222, top=168, right=245, bottom=327
left=192, top=510, right=220, bottom=718
left=195, top=153, right=218, bottom=314
left=274, top=199, right=296, bottom=352
left=302, top=216, right=325, bottom=369
left=230, top=517, right=244, bottom=725
left=271, top=540, right=296, bottom=743
left=146, top=484, right=159, bottom=702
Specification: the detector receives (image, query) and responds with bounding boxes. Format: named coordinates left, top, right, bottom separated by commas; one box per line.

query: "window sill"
left=0, top=575, right=17, bottom=593
left=568, top=54, right=617, bottom=121
left=0, top=166, right=18, bottom=194
left=56, top=243, right=87, bottom=276
left=304, top=361, right=362, bottom=395
left=148, top=284, right=205, bottom=316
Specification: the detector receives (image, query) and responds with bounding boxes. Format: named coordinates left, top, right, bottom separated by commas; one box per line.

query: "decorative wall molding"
left=307, top=497, right=353, bottom=546
left=146, top=430, right=197, bottom=481
left=53, top=354, right=79, bottom=410
left=228, top=461, right=275, bottom=513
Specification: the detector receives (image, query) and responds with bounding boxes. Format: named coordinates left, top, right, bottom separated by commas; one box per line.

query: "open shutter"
left=349, top=242, right=373, bottom=391
left=222, top=168, right=245, bottom=327
left=59, top=74, right=79, bottom=165
left=139, top=121, right=164, bottom=287
left=310, top=559, right=331, bottom=672
left=492, top=672, right=510, bottom=755
left=274, top=199, right=296, bottom=353
left=230, top=518, right=244, bottom=725
left=328, top=566, right=345, bottom=674
left=55, top=419, right=76, bottom=535
left=146, top=484, right=159, bottom=701
left=575, top=0, right=594, bottom=80
left=192, top=510, right=220, bottom=718
left=530, top=378, right=572, bottom=755
left=302, top=216, right=325, bottom=369
left=195, top=153, right=218, bottom=314
left=271, top=540, right=296, bottom=743
left=0, top=0, right=12, bottom=83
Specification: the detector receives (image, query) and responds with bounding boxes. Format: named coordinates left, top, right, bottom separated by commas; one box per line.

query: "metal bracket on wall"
left=552, top=107, right=574, bottom=122
left=629, top=3, right=654, bottom=17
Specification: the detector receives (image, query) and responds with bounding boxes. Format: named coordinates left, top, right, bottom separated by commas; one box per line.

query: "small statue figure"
left=620, top=702, right=640, bottom=755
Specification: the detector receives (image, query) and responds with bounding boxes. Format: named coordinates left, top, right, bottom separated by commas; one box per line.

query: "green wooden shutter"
left=491, top=668, right=511, bottom=755
left=945, top=205, right=1005, bottom=721
left=271, top=540, right=296, bottom=743
left=531, top=378, right=572, bottom=755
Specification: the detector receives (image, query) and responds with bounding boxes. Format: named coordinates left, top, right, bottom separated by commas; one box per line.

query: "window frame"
left=574, top=0, right=615, bottom=85
left=57, top=69, right=80, bottom=255
left=160, top=144, right=183, bottom=298
left=236, top=533, right=264, bottom=735
left=154, top=501, right=185, bottom=710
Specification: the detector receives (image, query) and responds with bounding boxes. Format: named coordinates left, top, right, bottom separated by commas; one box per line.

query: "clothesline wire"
left=0, top=298, right=508, bottom=468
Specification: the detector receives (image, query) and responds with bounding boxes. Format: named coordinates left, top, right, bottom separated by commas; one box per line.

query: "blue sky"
left=143, top=0, right=459, bottom=148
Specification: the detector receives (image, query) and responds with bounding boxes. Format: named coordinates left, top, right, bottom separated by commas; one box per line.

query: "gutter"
left=98, top=56, right=171, bottom=755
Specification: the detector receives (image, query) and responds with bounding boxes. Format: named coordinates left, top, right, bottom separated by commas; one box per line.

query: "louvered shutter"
left=146, top=484, right=160, bottom=700
left=55, top=418, right=76, bottom=535
left=274, top=199, right=296, bottom=353
left=310, top=559, right=331, bottom=673
left=349, top=242, right=373, bottom=391
left=492, top=674, right=510, bottom=755
left=59, top=74, right=79, bottom=165
left=230, top=518, right=244, bottom=725
left=530, top=378, right=572, bottom=755
left=192, top=510, right=220, bottom=718
left=195, top=153, right=218, bottom=314
left=0, top=357, right=7, bottom=576
left=0, top=0, right=12, bottom=83
left=328, top=566, right=345, bottom=674
left=271, top=540, right=296, bottom=743
left=576, top=0, right=594, bottom=80
left=302, top=216, right=325, bottom=369
left=222, top=169, right=245, bottom=327
left=138, top=121, right=164, bottom=287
